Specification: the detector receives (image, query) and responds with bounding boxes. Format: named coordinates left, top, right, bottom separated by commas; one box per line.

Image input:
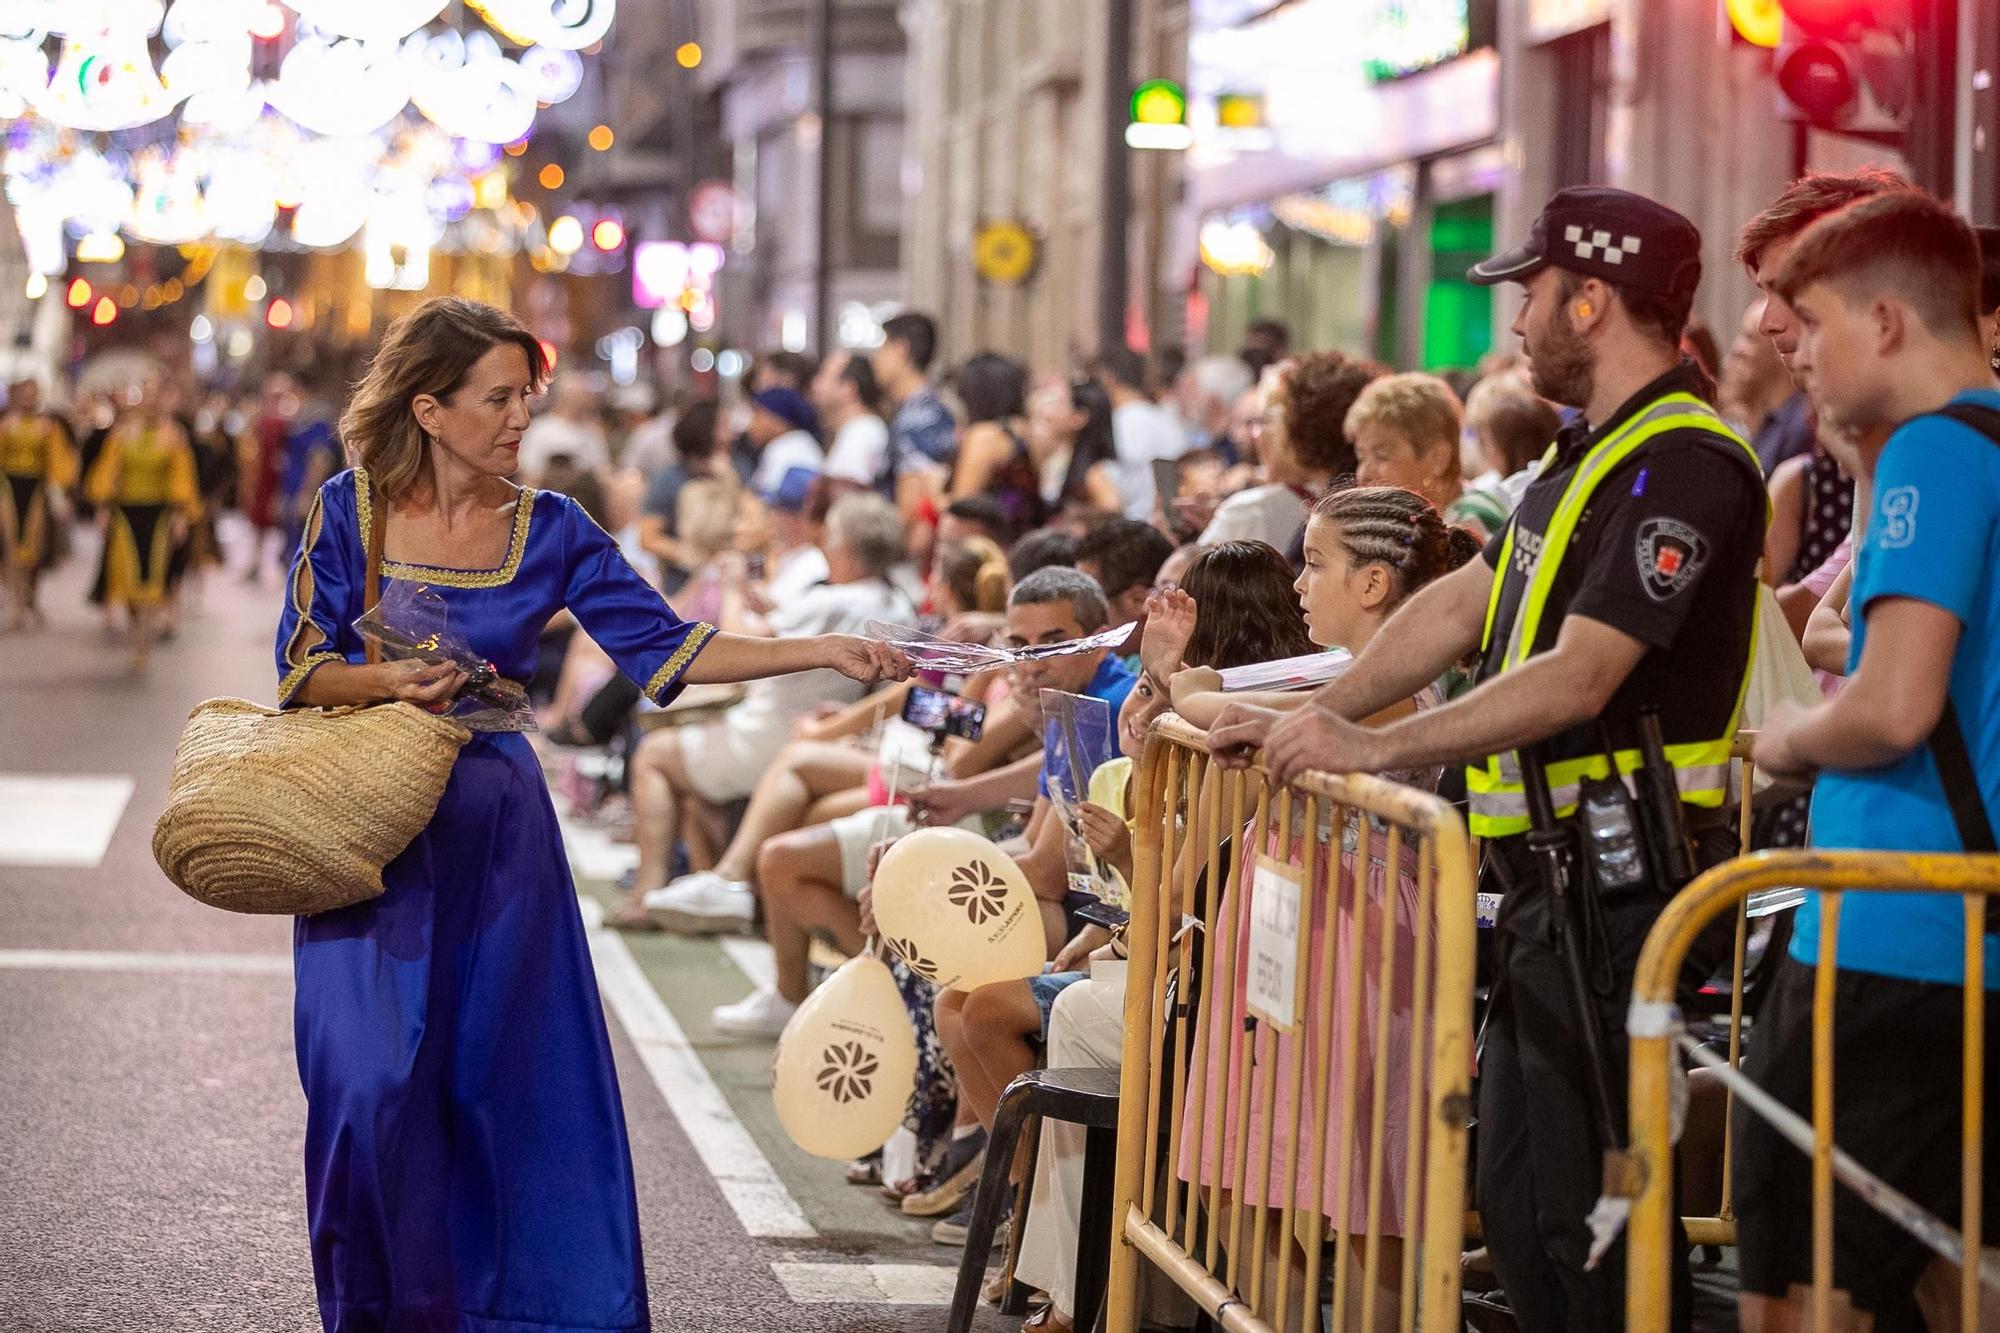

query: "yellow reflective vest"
left=1465, top=390, right=1767, bottom=839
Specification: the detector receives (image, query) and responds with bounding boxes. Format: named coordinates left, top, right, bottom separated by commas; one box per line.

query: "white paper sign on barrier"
left=1245, top=853, right=1303, bottom=1032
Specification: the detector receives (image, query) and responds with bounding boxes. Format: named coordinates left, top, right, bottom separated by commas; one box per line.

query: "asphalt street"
left=0, top=528, right=1008, bottom=1333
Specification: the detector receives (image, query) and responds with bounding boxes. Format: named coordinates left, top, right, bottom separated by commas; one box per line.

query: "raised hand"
left=1139, top=587, right=1197, bottom=683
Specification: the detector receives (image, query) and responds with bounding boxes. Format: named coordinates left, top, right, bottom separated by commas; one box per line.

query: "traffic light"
left=1774, top=0, right=1912, bottom=137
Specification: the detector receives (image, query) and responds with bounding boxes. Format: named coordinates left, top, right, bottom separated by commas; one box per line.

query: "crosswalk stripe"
left=0, top=948, right=290, bottom=974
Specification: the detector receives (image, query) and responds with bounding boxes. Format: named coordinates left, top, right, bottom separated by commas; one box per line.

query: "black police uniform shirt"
left=1477, top=362, right=1766, bottom=784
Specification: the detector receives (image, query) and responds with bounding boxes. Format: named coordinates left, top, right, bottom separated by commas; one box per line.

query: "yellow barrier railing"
left=1626, top=850, right=2000, bottom=1332
left=1105, top=715, right=1478, bottom=1333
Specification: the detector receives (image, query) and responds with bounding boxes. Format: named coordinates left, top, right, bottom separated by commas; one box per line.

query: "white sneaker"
left=712, top=985, right=799, bottom=1038
left=643, top=871, right=755, bottom=935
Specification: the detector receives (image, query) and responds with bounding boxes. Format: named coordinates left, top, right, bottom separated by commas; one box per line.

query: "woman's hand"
left=1075, top=801, right=1132, bottom=880
left=856, top=883, right=877, bottom=938
left=376, top=659, right=468, bottom=706
left=821, top=635, right=912, bottom=686
left=1139, top=588, right=1197, bottom=683
left=1053, top=924, right=1111, bottom=973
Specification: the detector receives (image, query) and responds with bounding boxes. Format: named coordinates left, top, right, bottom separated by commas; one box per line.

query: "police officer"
left=1209, top=187, right=1767, bottom=1331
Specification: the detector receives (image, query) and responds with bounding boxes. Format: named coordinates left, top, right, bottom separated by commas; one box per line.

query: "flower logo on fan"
left=886, top=937, right=941, bottom=983
left=948, top=861, right=1008, bottom=925
left=816, top=1040, right=878, bottom=1104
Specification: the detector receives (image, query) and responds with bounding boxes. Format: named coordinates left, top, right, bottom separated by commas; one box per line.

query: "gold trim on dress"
left=282, top=491, right=328, bottom=672
left=645, top=622, right=717, bottom=703
left=278, top=651, right=346, bottom=707
left=355, top=467, right=537, bottom=589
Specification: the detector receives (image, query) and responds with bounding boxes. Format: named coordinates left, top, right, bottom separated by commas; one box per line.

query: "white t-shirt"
left=822, top=413, right=891, bottom=487
left=766, top=543, right=831, bottom=605
left=752, top=429, right=826, bottom=492
left=518, top=414, right=610, bottom=478
left=1198, top=484, right=1307, bottom=552
left=1110, top=398, right=1189, bottom=519
left=723, top=576, right=914, bottom=753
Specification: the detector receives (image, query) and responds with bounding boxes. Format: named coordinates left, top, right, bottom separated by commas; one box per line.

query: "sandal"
left=844, top=1153, right=883, bottom=1187
left=1022, top=1304, right=1071, bottom=1332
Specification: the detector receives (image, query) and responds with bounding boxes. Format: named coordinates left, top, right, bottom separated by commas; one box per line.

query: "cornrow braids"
left=1310, top=485, right=1482, bottom=609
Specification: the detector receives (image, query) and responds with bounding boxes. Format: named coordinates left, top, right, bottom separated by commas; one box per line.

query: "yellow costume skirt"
left=102, top=503, right=176, bottom=607
left=2, top=473, right=53, bottom=570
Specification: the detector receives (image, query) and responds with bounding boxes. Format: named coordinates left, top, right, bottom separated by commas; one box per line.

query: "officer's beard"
left=1527, top=313, right=1595, bottom=410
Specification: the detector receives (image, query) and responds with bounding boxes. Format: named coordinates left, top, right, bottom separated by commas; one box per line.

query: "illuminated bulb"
left=547, top=215, right=585, bottom=255
left=92, top=297, right=117, bottom=326
left=267, top=298, right=295, bottom=329
left=538, top=163, right=565, bottom=190
left=591, top=219, right=624, bottom=251
left=588, top=125, right=614, bottom=151
left=676, top=42, right=702, bottom=69
left=244, top=274, right=268, bottom=301
left=24, top=273, right=47, bottom=300
left=117, top=284, right=139, bottom=308
left=76, top=232, right=126, bottom=263
left=250, top=2, right=286, bottom=39
left=190, top=315, right=213, bottom=343
left=504, top=139, right=530, bottom=157
left=66, top=279, right=91, bottom=308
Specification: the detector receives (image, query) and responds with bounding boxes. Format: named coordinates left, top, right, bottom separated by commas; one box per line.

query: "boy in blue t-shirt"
left=1742, top=191, right=2000, bottom=1328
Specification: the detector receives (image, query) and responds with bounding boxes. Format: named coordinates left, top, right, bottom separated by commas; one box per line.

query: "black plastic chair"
left=946, top=1065, right=1122, bottom=1333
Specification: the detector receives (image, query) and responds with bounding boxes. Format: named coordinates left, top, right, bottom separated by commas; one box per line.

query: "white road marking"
left=769, top=1262, right=960, bottom=1306
left=559, top=815, right=640, bottom=884
left=0, top=775, right=135, bottom=868
left=719, top=937, right=776, bottom=991
left=0, top=948, right=290, bottom=974
left=582, top=913, right=816, bottom=1241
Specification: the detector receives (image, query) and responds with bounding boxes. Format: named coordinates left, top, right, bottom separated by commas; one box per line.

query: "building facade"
left=896, top=0, right=1189, bottom=373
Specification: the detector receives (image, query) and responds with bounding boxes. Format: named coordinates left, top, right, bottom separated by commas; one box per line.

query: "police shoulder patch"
left=1634, top=517, right=1709, bottom=601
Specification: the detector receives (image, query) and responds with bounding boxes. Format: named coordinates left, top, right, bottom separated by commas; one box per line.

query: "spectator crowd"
left=7, top=164, right=2000, bottom=1333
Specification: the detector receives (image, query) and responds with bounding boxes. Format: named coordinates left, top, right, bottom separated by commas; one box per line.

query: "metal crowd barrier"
left=1625, top=849, right=2000, bottom=1332
left=1104, top=716, right=1478, bottom=1333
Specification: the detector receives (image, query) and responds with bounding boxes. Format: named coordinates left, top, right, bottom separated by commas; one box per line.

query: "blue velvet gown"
left=274, top=468, right=715, bottom=1332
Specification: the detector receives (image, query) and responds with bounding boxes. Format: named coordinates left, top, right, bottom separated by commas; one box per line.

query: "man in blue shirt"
left=1746, top=190, right=2000, bottom=1330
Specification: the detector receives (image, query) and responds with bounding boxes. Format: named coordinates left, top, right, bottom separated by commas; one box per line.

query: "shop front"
left=1184, top=0, right=1501, bottom=374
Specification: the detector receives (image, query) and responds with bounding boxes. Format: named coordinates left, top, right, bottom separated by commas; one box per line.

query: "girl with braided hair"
left=1166, top=486, right=1479, bottom=1329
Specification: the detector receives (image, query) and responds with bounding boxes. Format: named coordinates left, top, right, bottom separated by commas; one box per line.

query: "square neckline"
left=354, top=467, right=538, bottom=588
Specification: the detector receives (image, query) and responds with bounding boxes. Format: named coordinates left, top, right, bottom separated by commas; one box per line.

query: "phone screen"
left=1151, top=457, right=1181, bottom=508
left=901, top=685, right=985, bottom=741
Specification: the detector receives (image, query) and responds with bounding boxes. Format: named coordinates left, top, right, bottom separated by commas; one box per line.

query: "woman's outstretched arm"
left=680, top=631, right=909, bottom=688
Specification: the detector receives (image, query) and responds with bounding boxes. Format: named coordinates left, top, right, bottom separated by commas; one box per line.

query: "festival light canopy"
left=1, top=0, right=615, bottom=273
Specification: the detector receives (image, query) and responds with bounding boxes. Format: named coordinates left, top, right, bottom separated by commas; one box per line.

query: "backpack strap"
left=1915, top=403, right=2000, bottom=924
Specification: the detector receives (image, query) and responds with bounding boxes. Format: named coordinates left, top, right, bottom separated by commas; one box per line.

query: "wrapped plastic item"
left=352, top=582, right=536, bottom=733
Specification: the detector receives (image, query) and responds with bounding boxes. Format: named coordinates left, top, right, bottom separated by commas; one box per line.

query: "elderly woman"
left=275, top=297, right=905, bottom=1332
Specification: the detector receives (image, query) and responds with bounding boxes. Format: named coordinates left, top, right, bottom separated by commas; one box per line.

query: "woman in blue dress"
left=274, top=297, right=908, bottom=1332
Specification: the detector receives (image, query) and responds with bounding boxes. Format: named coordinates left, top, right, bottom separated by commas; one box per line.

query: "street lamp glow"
left=267, top=298, right=295, bottom=329
left=23, top=273, right=46, bottom=300
left=1125, top=122, right=1194, bottom=151
left=66, top=279, right=92, bottom=308
left=548, top=215, right=585, bottom=255
left=591, top=219, right=625, bottom=251
left=92, top=296, right=117, bottom=325
left=244, top=274, right=268, bottom=301
left=538, top=163, right=565, bottom=190
left=676, top=43, right=702, bottom=69
left=251, top=2, right=287, bottom=39
left=588, top=124, right=615, bottom=151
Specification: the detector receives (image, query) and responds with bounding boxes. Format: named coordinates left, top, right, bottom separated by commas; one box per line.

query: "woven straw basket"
left=153, top=698, right=471, bottom=915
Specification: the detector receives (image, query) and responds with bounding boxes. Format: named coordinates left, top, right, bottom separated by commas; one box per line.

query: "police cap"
left=1469, top=186, right=1702, bottom=301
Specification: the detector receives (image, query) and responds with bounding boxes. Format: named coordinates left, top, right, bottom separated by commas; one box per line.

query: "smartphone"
left=901, top=684, right=986, bottom=741
left=1151, top=457, right=1181, bottom=509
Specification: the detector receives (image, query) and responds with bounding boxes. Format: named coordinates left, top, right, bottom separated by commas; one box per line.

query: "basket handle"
left=362, top=470, right=386, bottom=668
